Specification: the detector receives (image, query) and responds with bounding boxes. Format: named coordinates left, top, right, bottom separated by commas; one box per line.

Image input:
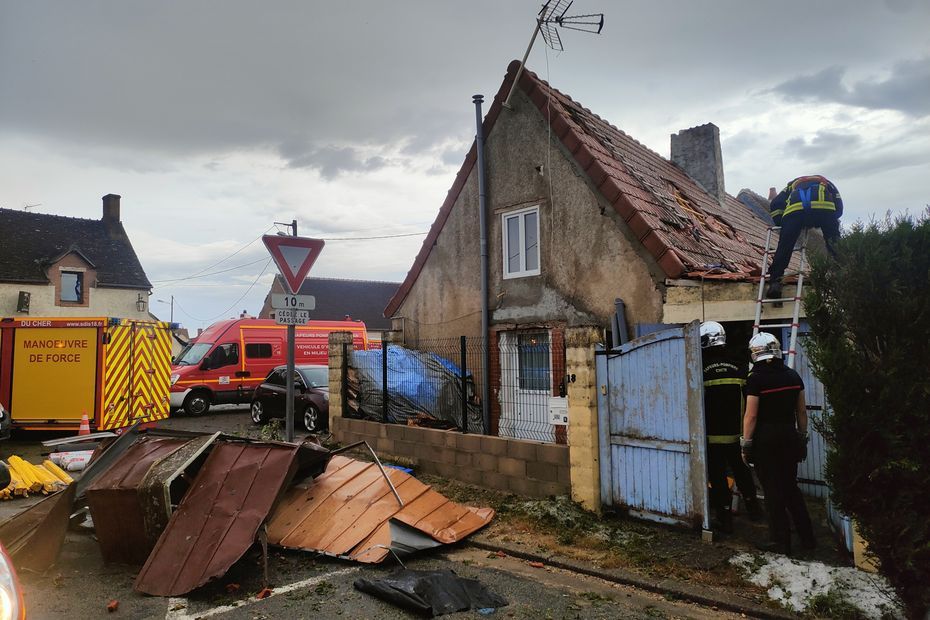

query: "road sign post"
left=263, top=229, right=325, bottom=442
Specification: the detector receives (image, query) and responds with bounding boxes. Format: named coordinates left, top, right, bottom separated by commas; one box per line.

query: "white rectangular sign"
left=275, top=309, right=311, bottom=325
left=549, top=397, right=568, bottom=426
left=271, top=294, right=316, bottom=311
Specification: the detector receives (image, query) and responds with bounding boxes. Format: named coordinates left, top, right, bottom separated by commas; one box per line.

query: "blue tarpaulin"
left=350, top=346, right=481, bottom=432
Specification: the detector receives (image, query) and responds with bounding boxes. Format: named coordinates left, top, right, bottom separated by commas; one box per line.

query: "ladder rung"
left=753, top=323, right=799, bottom=329
left=760, top=297, right=797, bottom=304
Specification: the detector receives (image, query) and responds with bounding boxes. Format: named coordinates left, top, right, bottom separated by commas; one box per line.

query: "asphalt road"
left=9, top=408, right=745, bottom=619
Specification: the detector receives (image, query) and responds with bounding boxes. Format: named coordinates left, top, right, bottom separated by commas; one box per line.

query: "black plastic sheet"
left=354, top=569, right=508, bottom=617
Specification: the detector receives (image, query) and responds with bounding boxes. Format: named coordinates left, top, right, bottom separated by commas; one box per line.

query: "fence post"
left=327, top=331, right=355, bottom=434
left=460, top=336, right=468, bottom=434
left=381, top=342, right=389, bottom=423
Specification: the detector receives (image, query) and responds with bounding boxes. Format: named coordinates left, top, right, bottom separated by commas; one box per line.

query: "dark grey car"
left=250, top=365, right=329, bottom=433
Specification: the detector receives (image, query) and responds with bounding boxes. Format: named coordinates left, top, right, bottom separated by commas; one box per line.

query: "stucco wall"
left=395, top=89, right=664, bottom=338
left=662, top=280, right=800, bottom=324
left=0, top=283, right=152, bottom=320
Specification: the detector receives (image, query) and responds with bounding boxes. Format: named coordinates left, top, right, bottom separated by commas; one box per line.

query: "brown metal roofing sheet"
left=266, top=456, right=494, bottom=563
left=85, top=437, right=189, bottom=564
left=133, top=441, right=298, bottom=596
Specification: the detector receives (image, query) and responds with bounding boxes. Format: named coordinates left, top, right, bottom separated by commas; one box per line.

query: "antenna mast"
left=503, top=0, right=604, bottom=109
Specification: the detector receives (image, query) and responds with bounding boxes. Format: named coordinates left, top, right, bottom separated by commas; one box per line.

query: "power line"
left=151, top=257, right=269, bottom=285
left=322, top=231, right=426, bottom=241
left=173, top=259, right=274, bottom=323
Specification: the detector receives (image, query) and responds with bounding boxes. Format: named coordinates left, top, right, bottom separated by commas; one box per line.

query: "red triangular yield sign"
left=262, top=235, right=325, bottom=294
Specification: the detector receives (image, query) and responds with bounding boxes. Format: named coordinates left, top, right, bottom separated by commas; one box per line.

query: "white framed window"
left=502, top=206, right=540, bottom=279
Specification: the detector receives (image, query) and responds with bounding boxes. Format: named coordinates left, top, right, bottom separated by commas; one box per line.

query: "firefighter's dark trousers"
left=753, top=424, right=815, bottom=549
left=769, top=210, right=840, bottom=282
left=708, top=442, right=757, bottom=515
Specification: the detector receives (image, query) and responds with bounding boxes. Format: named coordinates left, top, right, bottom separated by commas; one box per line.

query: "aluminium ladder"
left=752, top=226, right=810, bottom=370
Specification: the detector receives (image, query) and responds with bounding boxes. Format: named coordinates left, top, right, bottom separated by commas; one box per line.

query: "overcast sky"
left=1, top=1, right=928, bottom=330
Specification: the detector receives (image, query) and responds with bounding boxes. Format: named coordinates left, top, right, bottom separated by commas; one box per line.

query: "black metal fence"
left=345, top=333, right=566, bottom=444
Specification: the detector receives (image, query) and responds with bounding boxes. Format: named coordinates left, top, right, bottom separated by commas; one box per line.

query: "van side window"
left=245, top=343, right=273, bottom=359
left=207, top=343, right=239, bottom=369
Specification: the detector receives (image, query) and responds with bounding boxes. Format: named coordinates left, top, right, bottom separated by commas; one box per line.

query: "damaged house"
left=384, top=61, right=803, bottom=441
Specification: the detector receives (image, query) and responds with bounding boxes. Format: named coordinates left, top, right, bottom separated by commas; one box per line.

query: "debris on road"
left=354, top=569, right=508, bottom=617
left=49, top=450, right=95, bottom=472
left=267, top=455, right=494, bottom=563
left=1, top=456, right=72, bottom=498
left=133, top=440, right=318, bottom=596
left=0, top=485, right=76, bottom=571
left=106, top=599, right=119, bottom=613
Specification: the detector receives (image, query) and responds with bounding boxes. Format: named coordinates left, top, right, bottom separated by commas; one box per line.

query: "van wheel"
left=250, top=401, right=268, bottom=425
left=183, top=391, right=211, bottom=416
left=303, top=405, right=322, bottom=433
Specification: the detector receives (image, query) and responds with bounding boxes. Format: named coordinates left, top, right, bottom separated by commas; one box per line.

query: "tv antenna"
left=24, top=203, right=42, bottom=211
left=503, top=0, right=604, bottom=108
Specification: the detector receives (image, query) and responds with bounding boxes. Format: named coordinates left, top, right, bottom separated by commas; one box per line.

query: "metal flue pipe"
left=473, top=94, right=490, bottom=434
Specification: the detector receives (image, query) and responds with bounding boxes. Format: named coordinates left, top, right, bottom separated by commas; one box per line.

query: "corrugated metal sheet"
left=133, top=442, right=299, bottom=596
left=86, top=437, right=189, bottom=564
left=267, top=456, right=494, bottom=563
left=597, top=322, right=709, bottom=528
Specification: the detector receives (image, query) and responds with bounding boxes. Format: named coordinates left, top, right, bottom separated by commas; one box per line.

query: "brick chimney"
left=102, top=193, right=121, bottom=223
left=670, top=124, right=725, bottom=203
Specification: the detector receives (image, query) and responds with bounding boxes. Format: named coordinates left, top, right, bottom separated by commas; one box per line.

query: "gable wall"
left=394, top=90, right=664, bottom=340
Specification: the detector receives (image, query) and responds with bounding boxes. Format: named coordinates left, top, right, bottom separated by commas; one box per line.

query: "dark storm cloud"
left=773, top=57, right=930, bottom=117
left=784, top=131, right=863, bottom=162
left=280, top=142, right=391, bottom=179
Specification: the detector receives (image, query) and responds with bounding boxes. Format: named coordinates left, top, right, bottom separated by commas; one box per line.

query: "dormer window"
left=60, top=271, right=84, bottom=303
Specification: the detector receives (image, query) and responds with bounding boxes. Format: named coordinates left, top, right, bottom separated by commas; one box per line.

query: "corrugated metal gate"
left=596, top=322, right=710, bottom=529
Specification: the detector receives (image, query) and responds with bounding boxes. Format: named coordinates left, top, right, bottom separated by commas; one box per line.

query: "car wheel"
left=303, top=405, right=323, bottom=433
left=250, top=400, right=268, bottom=425
left=183, top=391, right=211, bottom=416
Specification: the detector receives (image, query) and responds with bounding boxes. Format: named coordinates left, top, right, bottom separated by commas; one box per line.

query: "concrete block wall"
left=565, top=326, right=602, bottom=512
left=331, top=417, right=570, bottom=498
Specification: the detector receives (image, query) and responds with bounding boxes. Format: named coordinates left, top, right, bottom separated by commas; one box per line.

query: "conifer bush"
left=804, top=212, right=930, bottom=619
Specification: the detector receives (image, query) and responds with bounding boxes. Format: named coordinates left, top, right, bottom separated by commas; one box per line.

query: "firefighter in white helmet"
left=741, top=332, right=816, bottom=555
left=700, top=321, right=760, bottom=533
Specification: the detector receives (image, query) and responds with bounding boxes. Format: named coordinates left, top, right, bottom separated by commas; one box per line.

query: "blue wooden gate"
left=596, top=321, right=710, bottom=529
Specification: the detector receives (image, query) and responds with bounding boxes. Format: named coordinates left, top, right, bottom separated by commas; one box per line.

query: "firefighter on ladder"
left=765, top=175, right=842, bottom=299
left=700, top=321, right=762, bottom=533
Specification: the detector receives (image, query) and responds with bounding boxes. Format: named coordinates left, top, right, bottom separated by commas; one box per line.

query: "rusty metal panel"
left=133, top=441, right=298, bottom=596
left=0, top=485, right=76, bottom=572
left=85, top=437, right=189, bottom=564
left=267, top=456, right=494, bottom=563
left=596, top=322, right=710, bottom=529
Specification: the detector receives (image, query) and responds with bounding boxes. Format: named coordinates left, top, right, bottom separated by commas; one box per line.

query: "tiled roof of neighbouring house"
left=0, top=208, right=152, bottom=288
left=271, top=275, right=399, bottom=330
left=384, top=60, right=790, bottom=317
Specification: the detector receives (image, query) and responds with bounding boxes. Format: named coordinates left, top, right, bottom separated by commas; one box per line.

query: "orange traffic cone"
left=78, top=411, right=91, bottom=435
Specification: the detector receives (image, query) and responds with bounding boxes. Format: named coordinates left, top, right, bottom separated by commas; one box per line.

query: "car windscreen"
left=298, top=367, right=328, bottom=389
left=175, top=343, right=213, bottom=366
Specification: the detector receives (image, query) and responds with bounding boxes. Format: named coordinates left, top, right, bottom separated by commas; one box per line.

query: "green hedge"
left=804, top=212, right=930, bottom=619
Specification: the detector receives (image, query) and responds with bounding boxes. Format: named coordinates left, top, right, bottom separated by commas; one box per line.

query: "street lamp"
left=156, top=296, right=174, bottom=323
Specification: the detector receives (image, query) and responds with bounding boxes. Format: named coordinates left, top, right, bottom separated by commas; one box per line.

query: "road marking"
left=164, top=567, right=359, bottom=619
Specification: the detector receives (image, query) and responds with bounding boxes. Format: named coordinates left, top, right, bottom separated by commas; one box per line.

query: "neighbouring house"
left=0, top=194, right=154, bottom=319
left=259, top=276, right=399, bottom=346
left=384, top=61, right=803, bottom=440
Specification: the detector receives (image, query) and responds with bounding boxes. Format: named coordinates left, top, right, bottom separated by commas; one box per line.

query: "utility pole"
left=285, top=219, right=298, bottom=443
